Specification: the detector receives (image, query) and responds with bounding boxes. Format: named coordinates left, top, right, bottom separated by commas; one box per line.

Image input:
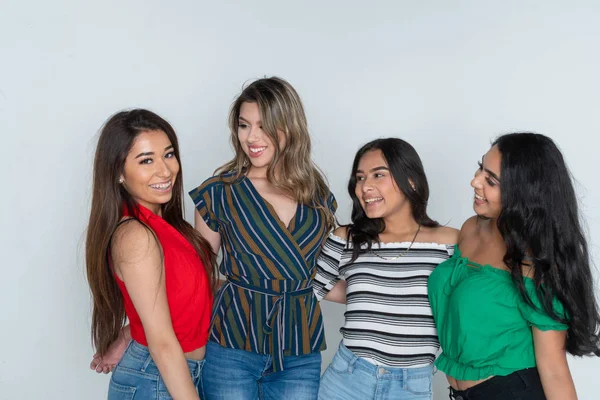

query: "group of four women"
left=85, top=77, right=600, bottom=400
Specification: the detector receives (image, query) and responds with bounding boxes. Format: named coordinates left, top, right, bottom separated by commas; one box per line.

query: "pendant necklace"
left=372, top=225, right=421, bottom=261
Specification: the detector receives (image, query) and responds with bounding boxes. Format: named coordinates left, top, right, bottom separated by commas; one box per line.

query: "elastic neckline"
left=329, top=233, right=454, bottom=249
left=453, top=244, right=535, bottom=282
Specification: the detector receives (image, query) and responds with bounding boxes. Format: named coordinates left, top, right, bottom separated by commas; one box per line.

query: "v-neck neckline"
left=243, top=175, right=300, bottom=232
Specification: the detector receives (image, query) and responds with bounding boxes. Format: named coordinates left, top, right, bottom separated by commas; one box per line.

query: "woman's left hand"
left=90, top=326, right=130, bottom=374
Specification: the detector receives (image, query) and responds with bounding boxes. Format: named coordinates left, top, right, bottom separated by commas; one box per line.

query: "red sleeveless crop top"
left=112, top=204, right=212, bottom=352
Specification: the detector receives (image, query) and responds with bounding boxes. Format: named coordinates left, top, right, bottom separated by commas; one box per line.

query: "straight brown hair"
left=85, top=109, right=216, bottom=355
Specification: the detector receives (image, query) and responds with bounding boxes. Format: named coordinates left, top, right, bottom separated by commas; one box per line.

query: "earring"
left=119, top=178, right=124, bottom=184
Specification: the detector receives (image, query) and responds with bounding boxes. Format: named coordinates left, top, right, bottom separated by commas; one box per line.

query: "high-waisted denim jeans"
left=108, top=340, right=205, bottom=399
left=202, top=341, right=321, bottom=400
left=318, top=342, right=433, bottom=400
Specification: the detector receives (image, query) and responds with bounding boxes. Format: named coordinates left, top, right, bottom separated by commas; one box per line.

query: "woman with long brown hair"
left=190, top=77, right=337, bottom=399
left=86, top=109, right=216, bottom=399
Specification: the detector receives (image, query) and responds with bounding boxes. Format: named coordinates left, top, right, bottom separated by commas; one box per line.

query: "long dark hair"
left=85, top=109, right=217, bottom=356
left=346, top=138, right=439, bottom=262
left=494, top=132, right=600, bottom=356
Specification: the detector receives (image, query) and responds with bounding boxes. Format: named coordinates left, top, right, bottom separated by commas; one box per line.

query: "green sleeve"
left=518, top=282, right=568, bottom=331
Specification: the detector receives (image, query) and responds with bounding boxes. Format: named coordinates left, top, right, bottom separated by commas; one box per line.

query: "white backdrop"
left=1, top=0, right=599, bottom=398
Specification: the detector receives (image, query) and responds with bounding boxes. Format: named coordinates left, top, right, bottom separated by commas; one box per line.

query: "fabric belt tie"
left=227, top=276, right=313, bottom=372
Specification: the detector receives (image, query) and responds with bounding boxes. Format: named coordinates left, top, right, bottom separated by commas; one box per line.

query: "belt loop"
left=141, top=349, right=153, bottom=372
left=194, top=360, right=201, bottom=380
left=347, top=350, right=358, bottom=373
left=516, top=368, right=531, bottom=389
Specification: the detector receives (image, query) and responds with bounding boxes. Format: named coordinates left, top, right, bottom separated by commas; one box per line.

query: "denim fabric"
left=202, top=341, right=321, bottom=400
left=448, top=367, right=546, bottom=400
left=108, top=340, right=205, bottom=399
left=318, top=342, right=433, bottom=400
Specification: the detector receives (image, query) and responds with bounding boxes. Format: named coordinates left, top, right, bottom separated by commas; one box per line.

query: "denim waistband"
left=336, top=342, right=433, bottom=380
left=123, top=340, right=204, bottom=379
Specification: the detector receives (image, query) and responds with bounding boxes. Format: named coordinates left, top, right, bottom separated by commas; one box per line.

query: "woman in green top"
left=428, top=133, right=600, bottom=400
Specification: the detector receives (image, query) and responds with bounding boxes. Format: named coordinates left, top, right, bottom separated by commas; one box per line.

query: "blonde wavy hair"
left=216, top=76, right=335, bottom=231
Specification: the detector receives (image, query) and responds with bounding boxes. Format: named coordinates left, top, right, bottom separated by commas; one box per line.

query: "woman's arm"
left=313, top=226, right=346, bottom=302
left=323, top=280, right=347, bottom=304
left=195, top=210, right=221, bottom=255
left=533, top=327, right=577, bottom=400
left=195, top=210, right=225, bottom=288
left=113, top=221, right=199, bottom=399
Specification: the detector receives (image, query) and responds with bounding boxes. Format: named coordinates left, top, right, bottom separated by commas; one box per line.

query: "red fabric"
left=112, top=204, right=212, bottom=352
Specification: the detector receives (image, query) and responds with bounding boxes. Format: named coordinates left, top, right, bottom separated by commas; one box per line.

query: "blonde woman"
left=190, top=77, right=337, bottom=399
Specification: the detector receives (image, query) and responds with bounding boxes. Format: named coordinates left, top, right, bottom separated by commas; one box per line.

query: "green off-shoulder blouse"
left=428, top=245, right=568, bottom=381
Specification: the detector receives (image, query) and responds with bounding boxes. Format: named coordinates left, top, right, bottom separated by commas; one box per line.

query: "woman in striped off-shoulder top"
left=314, top=138, right=458, bottom=400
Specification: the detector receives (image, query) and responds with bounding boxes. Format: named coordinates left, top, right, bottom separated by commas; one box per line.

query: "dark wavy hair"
left=494, top=132, right=600, bottom=356
left=346, top=138, right=439, bottom=262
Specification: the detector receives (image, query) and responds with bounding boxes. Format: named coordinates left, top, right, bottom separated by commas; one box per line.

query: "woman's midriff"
left=447, top=375, right=494, bottom=391
left=184, top=345, right=206, bottom=361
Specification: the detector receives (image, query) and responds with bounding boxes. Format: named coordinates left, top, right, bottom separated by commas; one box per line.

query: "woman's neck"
left=475, top=216, right=503, bottom=243
left=380, top=212, right=420, bottom=242
left=246, top=165, right=268, bottom=179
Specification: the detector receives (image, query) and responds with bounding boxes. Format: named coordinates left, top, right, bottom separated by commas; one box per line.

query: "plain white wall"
left=1, top=0, right=599, bottom=398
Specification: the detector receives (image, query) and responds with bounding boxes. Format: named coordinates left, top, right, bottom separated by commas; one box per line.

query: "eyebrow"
left=481, top=156, right=501, bottom=182
left=356, top=166, right=390, bottom=174
left=134, top=145, right=174, bottom=159
left=238, top=116, right=261, bottom=124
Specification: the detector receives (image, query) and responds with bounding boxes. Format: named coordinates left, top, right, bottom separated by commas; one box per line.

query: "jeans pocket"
left=405, top=374, right=432, bottom=396
left=329, top=352, right=351, bottom=374
left=107, top=379, right=137, bottom=400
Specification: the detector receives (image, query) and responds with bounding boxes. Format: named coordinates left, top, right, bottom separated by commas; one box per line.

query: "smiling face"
left=120, top=129, right=179, bottom=215
left=354, top=149, right=411, bottom=220
left=471, top=144, right=502, bottom=219
left=237, top=101, right=285, bottom=177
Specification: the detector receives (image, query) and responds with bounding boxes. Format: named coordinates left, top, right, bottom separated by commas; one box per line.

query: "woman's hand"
left=90, top=325, right=131, bottom=374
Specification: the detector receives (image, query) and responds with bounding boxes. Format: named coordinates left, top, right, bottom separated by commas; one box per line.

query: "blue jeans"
left=108, top=340, right=205, bottom=399
left=202, top=341, right=321, bottom=400
left=319, top=342, right=433, bottom=400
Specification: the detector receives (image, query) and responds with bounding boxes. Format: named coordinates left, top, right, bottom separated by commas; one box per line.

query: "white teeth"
left=250, top=147, right=266, bottom=153
left=364, top=197, right=383, bottom=203
left=150, top=182, right=172, bottom=189
left=475, top=193, right=486, bottom=201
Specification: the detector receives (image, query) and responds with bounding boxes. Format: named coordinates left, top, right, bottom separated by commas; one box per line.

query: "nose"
left=361, top=177, right=374, bottom=193
left=156, top=158, right=173, bottom=179
left=471, top=169, right=483, bottom=189
left=248, top=126, right=260, bottom=143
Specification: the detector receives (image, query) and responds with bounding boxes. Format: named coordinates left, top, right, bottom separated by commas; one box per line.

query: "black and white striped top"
left=314, top=233, right=454, bottom=368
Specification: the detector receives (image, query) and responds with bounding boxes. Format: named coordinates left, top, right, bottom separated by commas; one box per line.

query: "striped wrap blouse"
left=189, top=173, right=336, bottom=371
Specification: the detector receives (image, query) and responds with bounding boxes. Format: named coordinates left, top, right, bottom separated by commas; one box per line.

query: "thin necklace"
left=371, top=225, right=421, bottom=261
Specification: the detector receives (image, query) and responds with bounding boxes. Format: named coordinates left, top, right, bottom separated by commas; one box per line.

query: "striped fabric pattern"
left=314, top=233, right=454, bottom=368
left=189, top=174, right=336, bottom=366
